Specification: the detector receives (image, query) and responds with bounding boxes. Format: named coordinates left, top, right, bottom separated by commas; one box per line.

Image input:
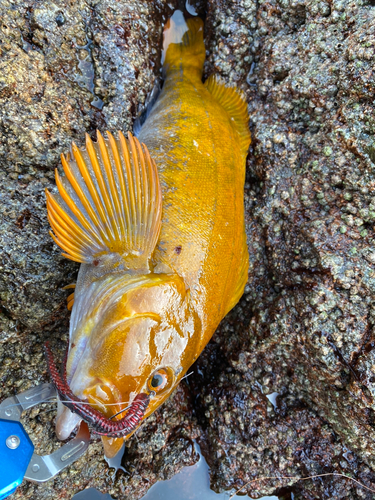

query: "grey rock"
left=196, top=0, right=375, bottom=498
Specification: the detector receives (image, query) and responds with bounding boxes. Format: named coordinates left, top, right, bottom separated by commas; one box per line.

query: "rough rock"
left=197, top=0, right=375, bottom=498
left=1, top=0, right=375, bottom=499
left=15, top=382, right=200, bottom=499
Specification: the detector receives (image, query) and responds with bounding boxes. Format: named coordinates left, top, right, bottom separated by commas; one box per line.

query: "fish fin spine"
left=46, top=131, right=162, bottom=268
left=204, top=74, right=251, bottom=158
left=163, top=14, right=205, bottom=77
left=61, top=283, right=76, bottom=290
left=67, top=292, right=74, bottom=311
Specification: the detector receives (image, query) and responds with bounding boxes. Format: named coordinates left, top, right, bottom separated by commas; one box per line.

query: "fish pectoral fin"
left=46, top=131, right=162, bottom=269
left=204, top=74, right=251, bottom=159
left=61, top=283, right=76, bottom=289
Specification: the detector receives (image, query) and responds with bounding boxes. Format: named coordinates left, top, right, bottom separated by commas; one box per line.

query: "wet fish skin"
left=46, top=12, right=250, bottom=458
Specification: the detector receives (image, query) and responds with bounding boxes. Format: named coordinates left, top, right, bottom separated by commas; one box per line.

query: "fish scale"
left=139, top=65, right=248, bottom=332
left=45, top=12, right=250, bottom=459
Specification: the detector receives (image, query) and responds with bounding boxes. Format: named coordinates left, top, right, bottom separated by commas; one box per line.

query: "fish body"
left=46, top=12, right=250, bottom=458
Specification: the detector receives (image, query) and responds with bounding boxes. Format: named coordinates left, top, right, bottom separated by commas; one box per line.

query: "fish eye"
left=148, top=368, right=169, bottom=393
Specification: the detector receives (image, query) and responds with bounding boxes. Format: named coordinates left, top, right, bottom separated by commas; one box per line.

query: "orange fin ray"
left=204, top=75, right=251, bottom=159
left=46, top=131, right=162, bottom=267
left=67, top=292, right=75, bottom=311
left=62, top=283, right=76, bottom=290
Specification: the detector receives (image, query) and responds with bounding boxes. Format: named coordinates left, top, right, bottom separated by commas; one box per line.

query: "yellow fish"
left=45, top=11, right=250, bottom=458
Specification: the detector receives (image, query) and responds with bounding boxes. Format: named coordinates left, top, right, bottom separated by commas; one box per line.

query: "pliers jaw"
left=0, top=383, right=90, bottom=489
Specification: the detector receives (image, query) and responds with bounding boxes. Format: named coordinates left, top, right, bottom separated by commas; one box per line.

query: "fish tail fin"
left=204, top=75, right=251, bottom=159
left=46, top=131, right=162, bottom=269
left=162, top=12, right=205, bottom=77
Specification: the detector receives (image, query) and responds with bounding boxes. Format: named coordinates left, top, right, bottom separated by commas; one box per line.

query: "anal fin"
left=46, top=131, right=162, bottom=270
left=204, top=75, right=251, bottom=159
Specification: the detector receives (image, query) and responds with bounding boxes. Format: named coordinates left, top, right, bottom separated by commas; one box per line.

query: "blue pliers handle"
left=0, top=383, right=90, bottom=499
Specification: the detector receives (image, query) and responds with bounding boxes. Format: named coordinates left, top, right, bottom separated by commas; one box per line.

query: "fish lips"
left=55, top=379, right=151, bottom=440
left=56, top=400, right=83, bottom=441
left=56, top=314, right=160, bottom=439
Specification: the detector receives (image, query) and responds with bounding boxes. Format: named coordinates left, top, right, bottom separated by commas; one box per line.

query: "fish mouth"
left=44, top=341, right=151, bottom=438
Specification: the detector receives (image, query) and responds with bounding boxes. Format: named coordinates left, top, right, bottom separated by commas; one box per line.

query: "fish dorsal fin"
left=204, top=74, right=251, bottom=158
left=46, top=131, right=162, bottom=270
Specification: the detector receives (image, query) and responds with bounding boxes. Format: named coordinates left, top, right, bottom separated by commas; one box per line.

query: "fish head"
left=57, top=271, right=198, bottom=455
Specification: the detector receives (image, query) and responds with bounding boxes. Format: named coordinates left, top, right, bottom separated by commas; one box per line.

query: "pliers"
left=0, top=383, right=90, bottom=499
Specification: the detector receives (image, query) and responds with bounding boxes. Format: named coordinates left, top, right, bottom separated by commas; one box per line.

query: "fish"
left=45, top=10, right=250, bottom=458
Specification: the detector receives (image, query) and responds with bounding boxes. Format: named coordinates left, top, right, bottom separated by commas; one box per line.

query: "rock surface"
left=1, top=0, right=375, bottom=499
left=200, top=0, right=375, bottom=498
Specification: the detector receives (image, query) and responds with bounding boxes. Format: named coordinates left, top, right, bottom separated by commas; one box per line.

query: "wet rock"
left=14, top=383, right=200, bottom=500
left=0, top=0, right=169, bottom=330
left=196, top=0, right=375, bottom=498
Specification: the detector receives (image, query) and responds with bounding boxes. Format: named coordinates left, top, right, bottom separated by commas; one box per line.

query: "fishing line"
left=180, top=371, right=194, bottom=381
left=109, top=405, right=132, bottom=420
left=229, top=472, right=375, bottom=498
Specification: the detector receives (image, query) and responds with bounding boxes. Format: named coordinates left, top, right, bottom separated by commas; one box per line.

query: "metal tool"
left=0, top=383, right=90, bottom=499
